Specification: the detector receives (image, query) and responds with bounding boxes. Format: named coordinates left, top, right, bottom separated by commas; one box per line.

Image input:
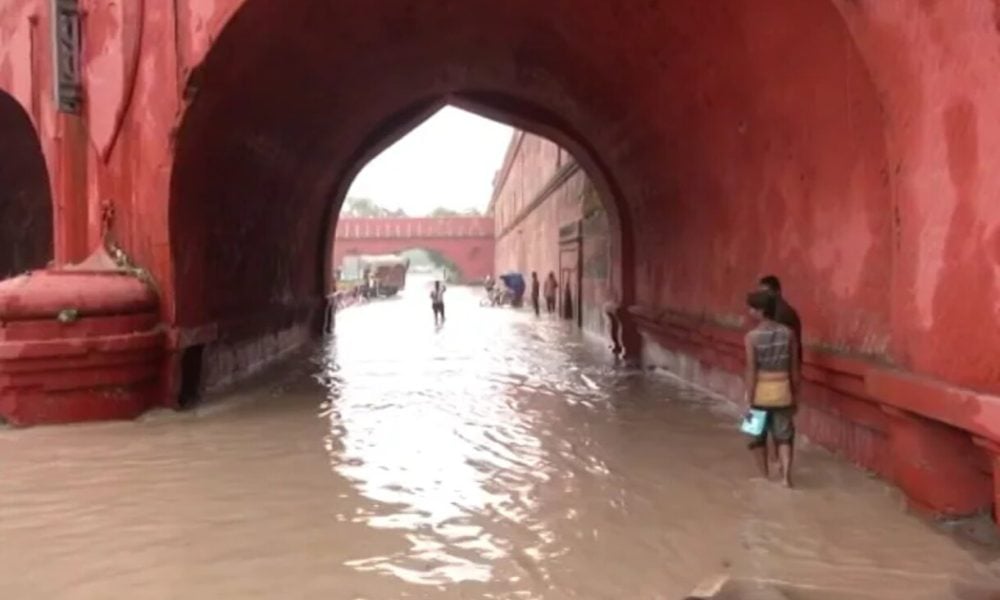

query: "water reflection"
left=0, top=276, right=996, bottom=599
left=321, top=279, right=584, bottom=587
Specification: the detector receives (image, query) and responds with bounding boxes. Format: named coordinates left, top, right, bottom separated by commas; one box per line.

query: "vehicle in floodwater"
left=338, top=254, right=410, bottom=297
left=498, top=272, right=525, bottom=307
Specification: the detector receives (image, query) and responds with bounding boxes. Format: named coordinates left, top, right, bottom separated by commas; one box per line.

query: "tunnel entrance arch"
left=0, top=91, right=53, bottom=279
left=168, top=2, right=642, bottom=394
left=167, top=0, right=889, bottom=401
left=318, top=91, right=636, bottom=328
left=171, top=84, right=633, bottom=395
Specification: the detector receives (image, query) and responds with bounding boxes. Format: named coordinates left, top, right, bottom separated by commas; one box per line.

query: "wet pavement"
left=1, top=276, right=998, bottom=599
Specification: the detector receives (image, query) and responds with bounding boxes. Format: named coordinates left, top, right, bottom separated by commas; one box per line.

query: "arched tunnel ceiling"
left=171, top=0, right=892, bottom=359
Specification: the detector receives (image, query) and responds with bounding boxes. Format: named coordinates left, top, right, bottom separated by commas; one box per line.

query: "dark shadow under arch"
left=0, top=91, right=53, bottom=278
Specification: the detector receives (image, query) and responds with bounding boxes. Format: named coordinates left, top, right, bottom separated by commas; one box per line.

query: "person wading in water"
left=758, top=274, right=802, bottom=465
left=430, top=280, right=446, bottom=326
left=744, top=290, right=801, bottom=487
left=530, top=272, right=541, bottom=316
left=544, top=272, right=558, bottom=314
left=603, top=291, right=623, bottom=358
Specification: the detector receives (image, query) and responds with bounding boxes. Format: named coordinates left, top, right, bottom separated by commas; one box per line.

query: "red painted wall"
left=331, top=217, right=494, bottom=284
left=491, top=131, right=613, bottom=332
left=491, top=133, right=577, bottom=276
left=2, top=0, right=1000, bottom=514
left=3, top=1, right=999, bottom=390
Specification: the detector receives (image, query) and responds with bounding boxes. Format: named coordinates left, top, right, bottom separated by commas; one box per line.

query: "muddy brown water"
left=1, top=279, right=997, bottom=599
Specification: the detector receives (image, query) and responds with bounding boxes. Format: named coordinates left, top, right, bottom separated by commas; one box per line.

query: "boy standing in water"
left=758, top=274, right=802, bottom=465
left=430, top=280, right=446, bottom=325
left=744, top=290, right=801, bottom=487
left=530, top=272, right=541, bottom=316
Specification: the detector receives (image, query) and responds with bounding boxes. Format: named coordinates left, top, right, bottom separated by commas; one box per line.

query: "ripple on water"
left=0, top=280, right=998, bottom=598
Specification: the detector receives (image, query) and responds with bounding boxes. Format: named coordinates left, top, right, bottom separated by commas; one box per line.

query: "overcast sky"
left=347, top=107, right=514, bottom=216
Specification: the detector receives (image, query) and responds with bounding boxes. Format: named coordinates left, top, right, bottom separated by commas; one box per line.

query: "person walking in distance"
left=744, top=290, right=801, bottom=487
left=604, top=290, right=623, bottom=357
left=530, top=272, right=541, bottom=316
left=430, top=280, right=446, bottom=326
left=544, top=272, right=558, bottom=314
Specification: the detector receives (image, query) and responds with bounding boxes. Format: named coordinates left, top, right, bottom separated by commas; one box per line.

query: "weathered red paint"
left=331, top=217, right=494, bottom=284
left=0, top=0, right=998, bottom=518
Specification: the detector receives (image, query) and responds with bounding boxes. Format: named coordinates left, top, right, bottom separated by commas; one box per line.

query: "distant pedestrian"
left=743, top=290, right=801, bottom=487
left=430, top=280, right=446, bottom=325
left=324, top=293, right=337, bottom=334
left=544, top=272, right=558, bottom=314
left=604, top=293, right=623, bottom=357
left=530, top=272, right=541, bottom=316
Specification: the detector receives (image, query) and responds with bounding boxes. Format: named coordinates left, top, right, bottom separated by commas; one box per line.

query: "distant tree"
left=342, top=197, right=378, bottom=217
left=429, top=206, right=482, bottom=217
left=342, top=197, right=407, bottom=217
left=429, top=207, right=460, bottom=217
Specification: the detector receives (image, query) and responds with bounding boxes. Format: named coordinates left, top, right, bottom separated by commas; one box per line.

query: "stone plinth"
left=0, top=250, right=164, bottom=426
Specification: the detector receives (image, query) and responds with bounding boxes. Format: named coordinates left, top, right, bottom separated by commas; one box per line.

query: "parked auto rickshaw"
left=499, top=273, right=525, bottom=308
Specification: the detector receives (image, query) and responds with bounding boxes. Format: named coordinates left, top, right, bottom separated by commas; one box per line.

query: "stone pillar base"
left=972, top=437, right=1000, bottom=524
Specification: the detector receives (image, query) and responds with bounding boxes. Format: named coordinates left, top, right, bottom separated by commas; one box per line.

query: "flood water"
left=1, top=276, right=998, bottom=599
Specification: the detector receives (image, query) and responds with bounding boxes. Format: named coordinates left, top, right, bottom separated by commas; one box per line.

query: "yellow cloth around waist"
left=753, top=374, right=792, bottom=408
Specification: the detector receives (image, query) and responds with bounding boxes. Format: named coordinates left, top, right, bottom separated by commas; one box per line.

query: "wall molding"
left=628, top=304, right=1000, bottom=444
left=487, top=131, right=526, bottom=213
left=631, top=304, right=999, bottom=517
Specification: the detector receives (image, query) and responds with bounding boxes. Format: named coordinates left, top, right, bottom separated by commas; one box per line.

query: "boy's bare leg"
left=778, top=443, right=794, bottom=488
left=751, top=444, right=769, bottom=479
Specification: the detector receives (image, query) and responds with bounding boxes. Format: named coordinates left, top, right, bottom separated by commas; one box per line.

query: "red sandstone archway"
left=0, top=91, right=53, bottom=279
left=168, top=0, right=891, bottom=394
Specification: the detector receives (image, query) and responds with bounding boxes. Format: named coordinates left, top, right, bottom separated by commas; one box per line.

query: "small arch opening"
left=0, top=91, right=53, bottom=278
